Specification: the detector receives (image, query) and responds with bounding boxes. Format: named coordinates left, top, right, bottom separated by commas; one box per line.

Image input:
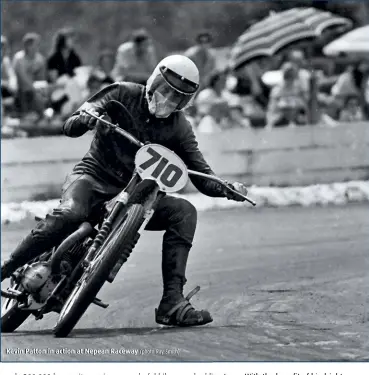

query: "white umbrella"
left=229, top=7, right=352, bottom=70
left=323, top=25, right=369, bottom=56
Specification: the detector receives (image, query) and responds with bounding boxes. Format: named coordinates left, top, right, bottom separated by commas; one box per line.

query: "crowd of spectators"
left=186, top=37, right=369, bottom=134
left=1, top=27, right=369, bottom=138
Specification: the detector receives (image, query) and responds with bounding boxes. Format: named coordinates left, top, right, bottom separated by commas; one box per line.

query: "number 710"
left=138, top=147, right=184, bottom=188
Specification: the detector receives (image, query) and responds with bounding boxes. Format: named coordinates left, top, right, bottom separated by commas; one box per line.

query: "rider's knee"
left=59, top=200, right=89, bottom=222
left=177, top=199, right=197, bottom=224
left=32, top=200, right=88, bottom=237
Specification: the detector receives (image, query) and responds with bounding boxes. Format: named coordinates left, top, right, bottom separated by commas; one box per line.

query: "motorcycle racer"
left=1, top=55, right=248, bottom=327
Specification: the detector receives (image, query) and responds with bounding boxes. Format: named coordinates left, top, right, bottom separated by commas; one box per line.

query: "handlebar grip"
left=224, top=184, right=256, bottom=206
left=229, top=189, right=256, bottom=206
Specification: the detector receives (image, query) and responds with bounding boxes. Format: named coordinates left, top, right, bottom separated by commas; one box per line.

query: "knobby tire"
left=53, top=204, right=145, bottom=338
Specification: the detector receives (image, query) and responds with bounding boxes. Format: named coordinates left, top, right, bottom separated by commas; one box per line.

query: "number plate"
left=135, top=144, right=189, bottom=193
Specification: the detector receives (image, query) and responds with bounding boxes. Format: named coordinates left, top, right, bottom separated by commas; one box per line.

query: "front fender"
left=127, top=178, right=162, bottom=207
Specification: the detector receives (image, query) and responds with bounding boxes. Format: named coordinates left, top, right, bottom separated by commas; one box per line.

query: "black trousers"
left=14, top=173, right=198, bottom=293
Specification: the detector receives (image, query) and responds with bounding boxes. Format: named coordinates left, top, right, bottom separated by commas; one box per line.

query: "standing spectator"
left=184, top=32, right=216, bottom=88
left=47, top=28, right=83, bottom=116
left=112, top=28, right=158, bottom=84
left=13, top=33, right=47, bottom=117
left=1, top=35, right=21, bottom=132
left=1, top=35, right=17, bottom=102
left=266, top=62, right=308, bottom=128
left=91, top=49, right=115, bottom=86
left=47, top=28, right=82, bottom=81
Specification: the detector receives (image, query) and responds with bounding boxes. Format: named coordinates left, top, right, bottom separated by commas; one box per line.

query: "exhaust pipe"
left=50, top=222, right=95, bottom=274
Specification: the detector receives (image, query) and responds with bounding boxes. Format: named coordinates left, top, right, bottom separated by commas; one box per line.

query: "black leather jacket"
left=63, top=82, right=226, bottom=197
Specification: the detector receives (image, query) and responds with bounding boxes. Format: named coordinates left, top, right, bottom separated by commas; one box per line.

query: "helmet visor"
left=149, top=73, right=193, bottom=110
left=159, top=66, right=199, bottom=94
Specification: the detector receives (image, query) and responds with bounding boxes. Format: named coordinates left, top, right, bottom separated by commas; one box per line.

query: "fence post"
left=308, top=71, right=319, bottom=125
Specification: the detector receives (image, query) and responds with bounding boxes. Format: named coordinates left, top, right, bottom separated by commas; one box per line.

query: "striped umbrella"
left=229, top=7, right=353, bottom=70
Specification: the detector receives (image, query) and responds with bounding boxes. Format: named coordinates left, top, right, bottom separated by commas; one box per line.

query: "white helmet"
left=146, top=55, right=200, bottom=118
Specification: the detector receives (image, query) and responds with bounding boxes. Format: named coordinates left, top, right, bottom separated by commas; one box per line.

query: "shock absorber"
left=84, top=201, right=125, bottom=264
left=84, top=218, right=113, bottom=263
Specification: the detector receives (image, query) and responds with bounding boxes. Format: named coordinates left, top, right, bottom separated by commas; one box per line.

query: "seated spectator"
left=13, top=33, right=47, bottom=117
left=83, top=72, right=105, bottom=100
left=195, top=69, right=228, bottom=117
left=47, top=28, right=83, bottom=115
left=184, top=31, right=216, bottom=88
left=228, top=103, right=251, bottom=129
left=287, top=49, right=311, bottom=94
left=267, top=62, right=308, bottom=128
left=331, top=61, right=369, bottom=105
left=197, top=99, right=249, bottom=133
left=1, top=101, right=25, bottom=139
left=112, top=29, right=158, bottom=84
left=224, top=74, right=265, bottom=127
left=197, top=100, right=230, bottom=133
left=239, top=60, right=271, bottom=108
left=339, top=95, right=365, bottom=122
left=91, top=50, right=115, bottom=87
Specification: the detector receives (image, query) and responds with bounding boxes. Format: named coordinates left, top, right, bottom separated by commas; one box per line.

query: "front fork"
left=83, top=173, right=164, bottom=266
left=83, top=172, right=141, bottom=265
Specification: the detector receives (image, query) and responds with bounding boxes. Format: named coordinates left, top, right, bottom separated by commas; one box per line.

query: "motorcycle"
left=1, top=102, right=256, bottom=338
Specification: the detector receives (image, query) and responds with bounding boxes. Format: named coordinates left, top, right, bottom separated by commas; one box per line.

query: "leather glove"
left=79, top=108, right=100, bottom=129
left=225, top=181, right=248, bottom=202
left=80, top=110, right=112, bottom=134
left=95, top=113, right=113, bottom=135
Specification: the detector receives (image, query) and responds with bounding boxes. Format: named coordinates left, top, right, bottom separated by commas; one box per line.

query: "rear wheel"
left=1, top=281, right=31, bottom=333
left=53, top=204, right=145, bottom=337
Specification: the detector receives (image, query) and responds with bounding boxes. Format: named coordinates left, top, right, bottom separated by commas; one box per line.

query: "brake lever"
left=224, top=184, right=256, bottom=206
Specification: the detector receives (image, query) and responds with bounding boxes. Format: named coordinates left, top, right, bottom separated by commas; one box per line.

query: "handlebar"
left=82, top=109, right=256, bottom=206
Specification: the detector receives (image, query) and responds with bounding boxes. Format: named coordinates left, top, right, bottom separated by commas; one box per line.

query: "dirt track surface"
left=1, top=204, right=369, bottom=361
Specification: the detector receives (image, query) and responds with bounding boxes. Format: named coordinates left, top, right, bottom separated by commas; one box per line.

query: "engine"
left=18, top=240, right=89, bottom=308
left=21, top=262, right=51, bottom=293
left=19, top=262, right=58, bottom=306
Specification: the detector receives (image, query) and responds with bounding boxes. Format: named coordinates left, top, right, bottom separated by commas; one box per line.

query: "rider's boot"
left=1, top=233, right=45, bottom=282
left=155, top=246, right=213, bottom=327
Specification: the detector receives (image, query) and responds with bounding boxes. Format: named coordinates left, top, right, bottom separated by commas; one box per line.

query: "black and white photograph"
left=1, top=0, right=368, bottom=373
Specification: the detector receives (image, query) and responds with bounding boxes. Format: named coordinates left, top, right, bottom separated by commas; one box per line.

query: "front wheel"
left=53, top=204, right=145, bottom=338
left=1, top=281, right=31, bottom=333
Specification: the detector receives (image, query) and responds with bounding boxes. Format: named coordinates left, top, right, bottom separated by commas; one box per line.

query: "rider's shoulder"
left=115, top=81, right=145, bottom=98
left=173, top=111, right=195, bottom=138
left=116, top=81, right=144, bottom=92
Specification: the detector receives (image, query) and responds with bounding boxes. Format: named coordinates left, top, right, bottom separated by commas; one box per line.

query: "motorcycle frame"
left=1, top=108, right=256, bottom=306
